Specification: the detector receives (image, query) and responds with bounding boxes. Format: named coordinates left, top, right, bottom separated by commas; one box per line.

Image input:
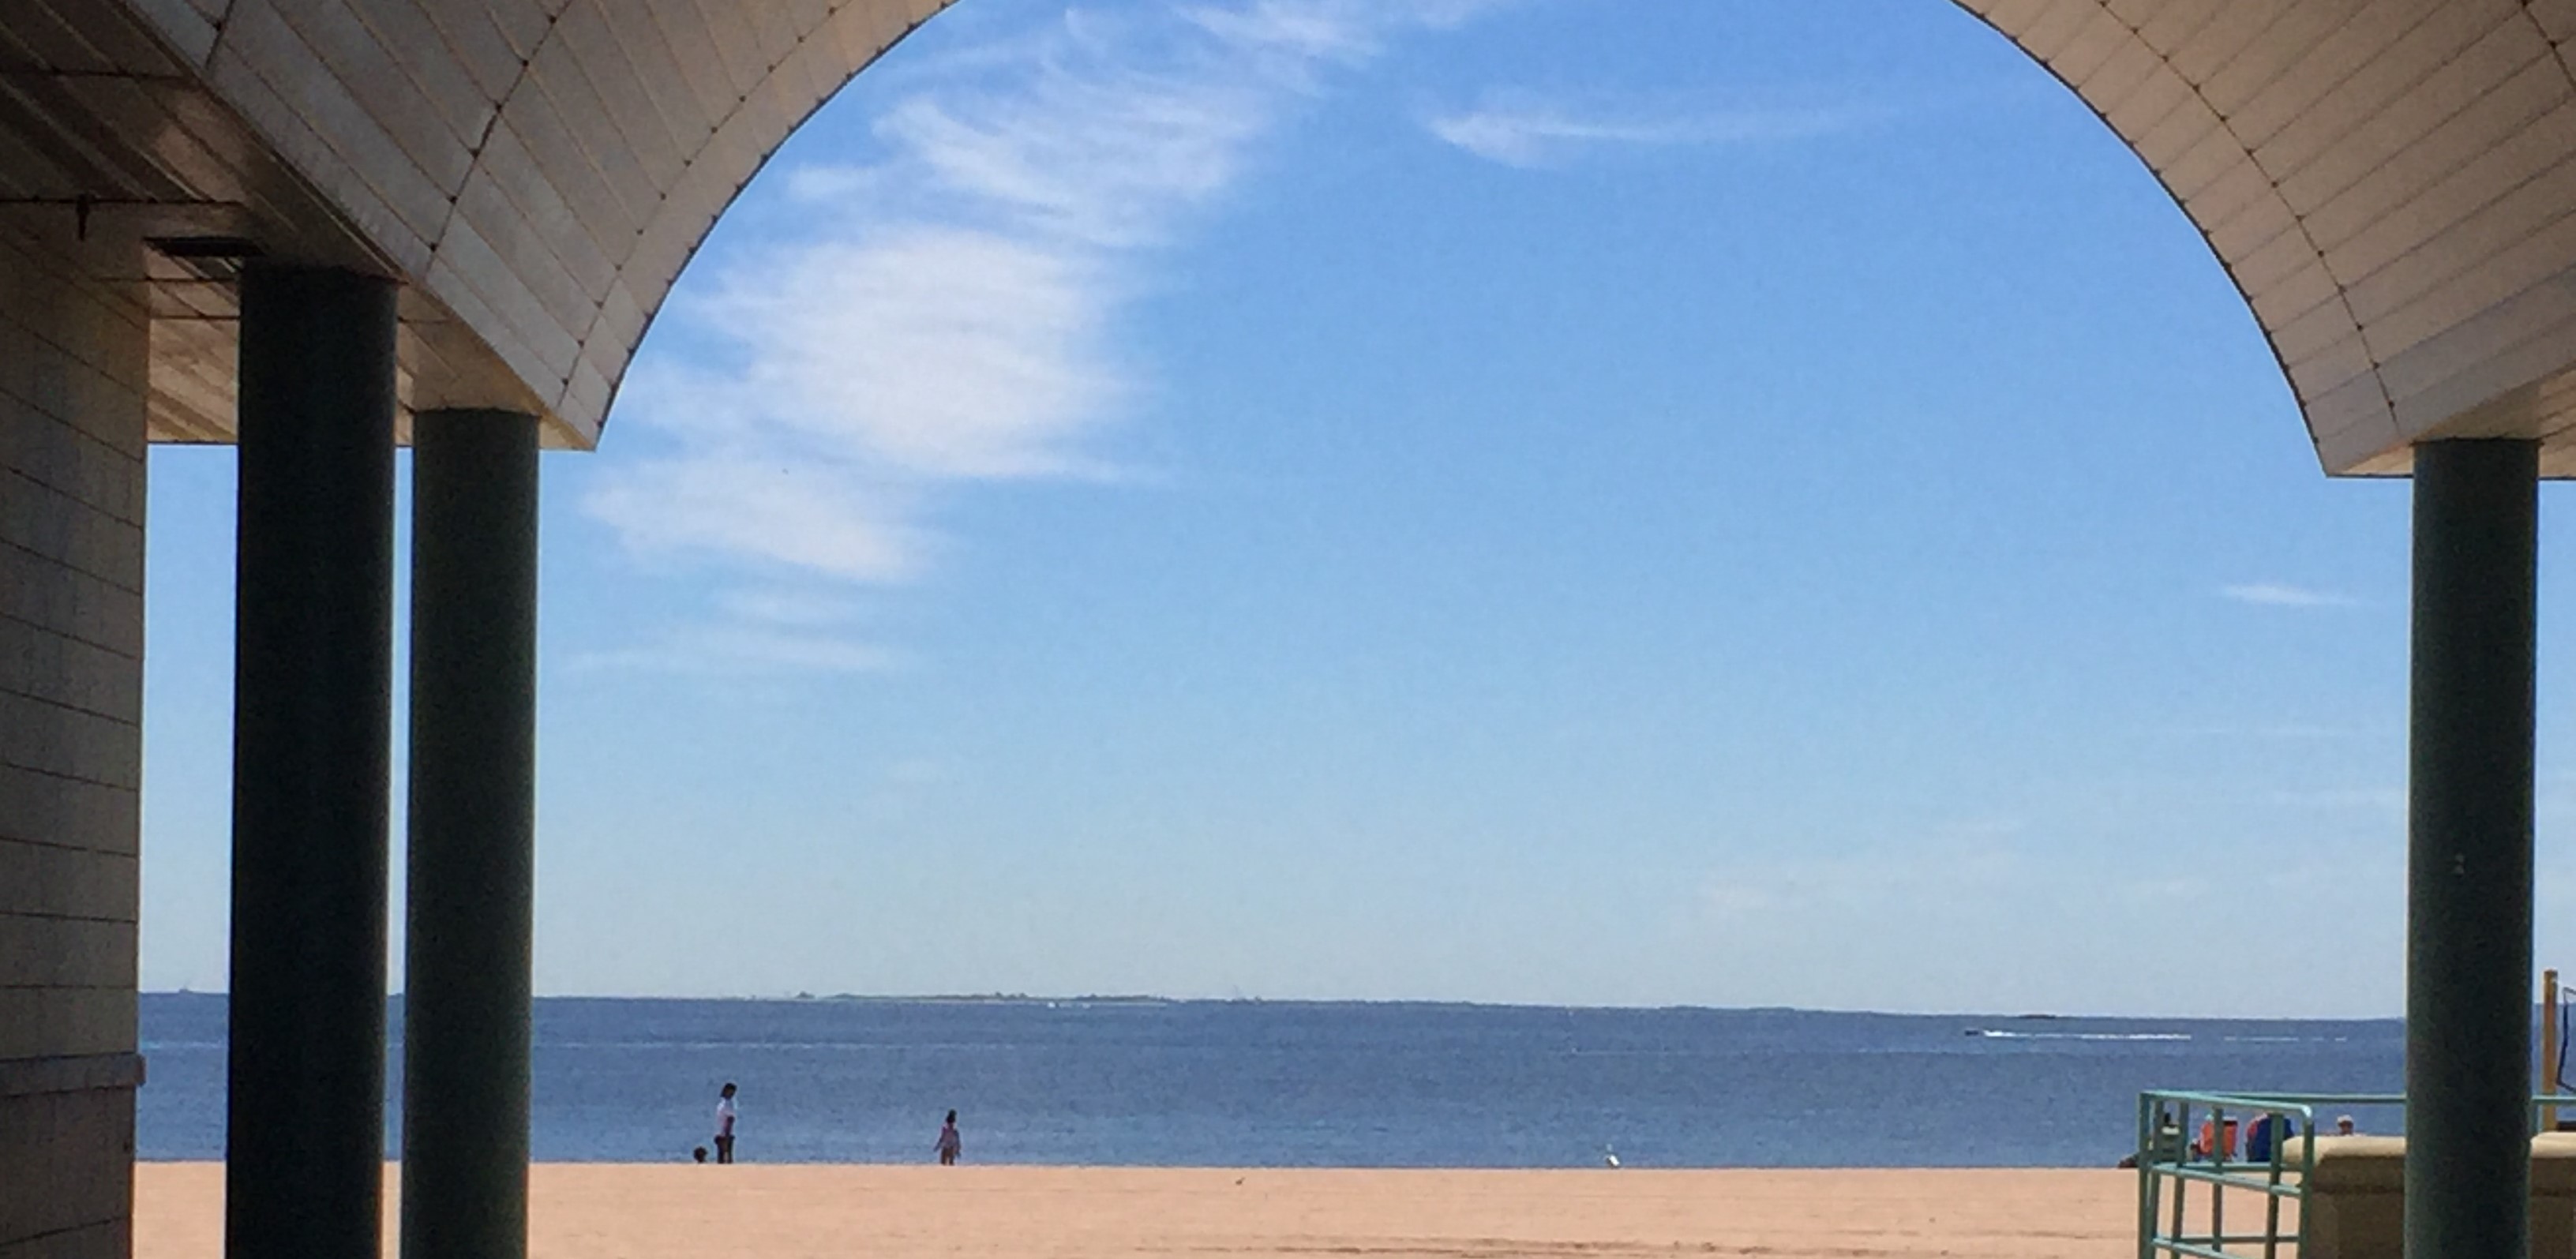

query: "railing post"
left=2546, top=969, right=2562, bottom=1133
left=2138, top=1094, right=2158, bottom=1259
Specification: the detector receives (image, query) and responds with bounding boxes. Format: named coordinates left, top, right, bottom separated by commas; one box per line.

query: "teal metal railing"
left=2135, top=1090, right=2564, bottom=1259
left=2136, top=1090, right=2345, bottom=1259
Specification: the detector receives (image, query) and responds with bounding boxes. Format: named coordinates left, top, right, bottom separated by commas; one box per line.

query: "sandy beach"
left=137, top=1163, right=2135, bottom=1257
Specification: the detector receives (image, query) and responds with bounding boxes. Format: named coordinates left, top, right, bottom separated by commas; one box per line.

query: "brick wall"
left=0, top=227, right=149, bottom=1259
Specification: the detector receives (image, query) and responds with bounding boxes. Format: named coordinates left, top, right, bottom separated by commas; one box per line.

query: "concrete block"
left=0, top=837, right=137, bottom=919
left=0, top=987, right=136, bottom=1060
left=0, top=542, right=140, bottom=659
left=0, top=915, right=137, bottom=987
left=0, top=616, right=144, bottom=725
left=0, top=1085, right=134, bottom=1252
left=0, top=762, right=140, bottom=857
left=0, top=688, right=140, bottom=789
left=0, top=1219, right=129, bottom=1259
left=0, top=467, right=142, bottom=594
left=0, top=403, right=85, bottom=497
left=2292, top=1134, right=2576, bottom=1257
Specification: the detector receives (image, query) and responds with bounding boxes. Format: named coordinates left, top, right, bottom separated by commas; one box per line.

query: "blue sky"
left=135, top=0, right=2576, bottom=1017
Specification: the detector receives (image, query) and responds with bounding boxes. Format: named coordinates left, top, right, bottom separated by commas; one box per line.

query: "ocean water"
left=137, top=994, right=2403, bottom=1167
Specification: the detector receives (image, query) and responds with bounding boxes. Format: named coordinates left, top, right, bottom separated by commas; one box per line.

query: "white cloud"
left=587, top=1, right=1501, bottom=669
left=2264, top=787, right=2405, bottom=814
left=1187, top=0, right=1513, bottom=65
left=571, top=578, right=900, bottom=677
left=1689, top=830, right=2406, bottom=1015
left=2218, top=582, right=2362, bottom=609
left=2214, top=723, right=2381, bottom=741
left=1700, top=841, right=2027, bottom=920
left=1184, top=2, right=1382, bottom=66
left=716, top=586, right=872, bottom=629
left=572, top=625, right=901, bottom=677
left=586, top=444, right=931, bottom=583
left=1427, top=89, right=1862, bottom=168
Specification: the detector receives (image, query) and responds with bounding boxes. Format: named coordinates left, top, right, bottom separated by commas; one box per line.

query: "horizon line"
left=141, top=990, right=2408, bottom=1021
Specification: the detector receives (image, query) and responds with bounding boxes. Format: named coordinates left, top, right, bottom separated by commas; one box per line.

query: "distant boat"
left=1965, top=1026, right=2190, bottom=1042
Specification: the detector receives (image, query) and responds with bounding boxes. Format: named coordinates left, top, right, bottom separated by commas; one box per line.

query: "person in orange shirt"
left=2195, top=1115, right=2239, bottom=1160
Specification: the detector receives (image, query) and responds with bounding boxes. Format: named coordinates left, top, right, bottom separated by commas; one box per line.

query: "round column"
left=2406, top=437, right=2539, bottom=1259
left=227, top=264, right=399, bottom=1259
left=400, top=408, right=541, bottom=1259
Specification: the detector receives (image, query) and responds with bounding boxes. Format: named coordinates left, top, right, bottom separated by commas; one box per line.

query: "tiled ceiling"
left=1967, top=0, right=2576, bottom=474
left=0, top=0, right=552, bottom=447
left=21, top=1, right=2576, bottom=472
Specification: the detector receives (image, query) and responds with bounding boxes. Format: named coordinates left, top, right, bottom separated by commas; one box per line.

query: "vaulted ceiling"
left=19, top=0, right=2576, bottom=474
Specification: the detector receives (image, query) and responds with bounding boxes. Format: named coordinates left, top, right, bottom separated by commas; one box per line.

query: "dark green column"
left=227, top=264, right=399, bottom=1259
left=2406, top=437, right=2539, bottom=1259
left=400, top=409, right=541, bottom=1259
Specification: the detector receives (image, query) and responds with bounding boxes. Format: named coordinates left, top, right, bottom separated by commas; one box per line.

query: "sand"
left=137, top=1163, right=2136, bottom=1257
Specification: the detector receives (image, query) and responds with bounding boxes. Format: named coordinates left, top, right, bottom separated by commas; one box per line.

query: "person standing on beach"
left=936, top=1111, right=962, bottom=1166
left=714, top=1083, right=739, bottom=1163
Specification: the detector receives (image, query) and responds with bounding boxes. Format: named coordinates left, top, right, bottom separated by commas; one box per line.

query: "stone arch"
left=129, top=0, right=2576, bottom=472
left=1959, top=1, right=2576, bottom=475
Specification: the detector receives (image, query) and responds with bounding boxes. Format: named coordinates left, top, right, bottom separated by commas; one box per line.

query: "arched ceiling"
left=1963, top=0, right=2576, bottom=474
left=103, top=0, right=2576, bottom=474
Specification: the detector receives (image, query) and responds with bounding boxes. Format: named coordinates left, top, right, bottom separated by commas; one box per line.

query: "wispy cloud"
left=1427, top=88, right=1864, bottom=168
left=1701, top=839, right=2027, bottom=920
left=571, top=570, right=906, bottom=680
left=587, top=1, right=1504, bottom=669
left=2264, top=787, right=2405, bottom=814
left=571, top=624, right=902, bottom=677
left=1189, top=0, right=1508, bottom=64
left=1688, top=825, right=2407, bottom=1014
left=2150, top=721, right=2389, bottom=742
left=2218, top=582, right=2361, bottom=609
left=716, top=586, right=872, bottom=629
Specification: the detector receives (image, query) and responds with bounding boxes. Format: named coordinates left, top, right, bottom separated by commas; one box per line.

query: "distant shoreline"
left=140, top=991, right=2405, bottom=1021
left=133, top=999, right=2403, bottom=1167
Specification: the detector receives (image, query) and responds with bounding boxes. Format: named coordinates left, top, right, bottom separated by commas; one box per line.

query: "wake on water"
left=1966, top=1029, right=2193, bottom=1041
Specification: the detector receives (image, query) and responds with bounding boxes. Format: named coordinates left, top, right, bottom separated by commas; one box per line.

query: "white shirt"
left=715, top=1096, right=737, bottom=1137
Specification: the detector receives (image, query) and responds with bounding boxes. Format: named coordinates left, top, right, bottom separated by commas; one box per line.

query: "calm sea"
left=137, top=994, right=2403, bottom=1167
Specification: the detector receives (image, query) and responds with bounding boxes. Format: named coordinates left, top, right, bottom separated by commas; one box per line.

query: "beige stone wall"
left=0, top=227, right=150, bottom=1259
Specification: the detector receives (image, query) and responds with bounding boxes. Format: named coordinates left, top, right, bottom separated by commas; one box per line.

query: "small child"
left=936, top=1111, right=962, bottom=1166
left=692, top=1146, right=708, bottom=1163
